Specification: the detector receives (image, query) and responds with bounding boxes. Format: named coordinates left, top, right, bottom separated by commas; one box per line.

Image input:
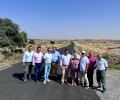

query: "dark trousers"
left=34, top=63, right=42, bottom=80
left=96, top=70, right=106, bottom=90
left=87, top=69, right=94, bottom=87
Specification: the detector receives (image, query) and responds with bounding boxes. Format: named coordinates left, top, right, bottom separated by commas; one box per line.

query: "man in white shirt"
left=22, top=46, right=34, bottom=81
left=79, top=50, right=89, bottom=89
left=32, top=47, right=43, bottom=82
left=43, top=48, right=52, bottom=84
left=60, top=49, right=71, bottom=85
left=96, top=54, right=108, bottom=93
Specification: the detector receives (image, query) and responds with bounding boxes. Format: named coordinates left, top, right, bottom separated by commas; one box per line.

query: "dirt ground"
left=93, top=69, right=120, bottom=100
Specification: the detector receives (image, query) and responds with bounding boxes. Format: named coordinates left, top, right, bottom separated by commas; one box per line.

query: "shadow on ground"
left=0, top=42, right=101, bottom=100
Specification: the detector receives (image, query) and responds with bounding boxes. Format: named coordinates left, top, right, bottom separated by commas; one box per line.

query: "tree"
left=50, top=41, right=55, bottom=47
left=29, top=39, right=35, bottom=44
left=0, top=18, right=28, bottom=50
left=21, top=31, right=27, bottom=42
left=14, top=32, right=26, bottom=47
left=0, top=34, right=11, bottom=48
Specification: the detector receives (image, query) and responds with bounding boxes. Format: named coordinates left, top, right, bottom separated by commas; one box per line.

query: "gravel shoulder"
left=0, top=60, right=20, bottom=71
left=94, top=69, right=120, bottom=100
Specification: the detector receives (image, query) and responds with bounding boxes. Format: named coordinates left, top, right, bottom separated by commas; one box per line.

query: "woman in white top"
left=60, top=49, right=71, bottom=85
left=71, top=50, right=80, bottom=59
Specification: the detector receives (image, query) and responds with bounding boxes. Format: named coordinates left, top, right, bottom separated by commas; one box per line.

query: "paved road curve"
left=0, top=42, right=100, bottom=100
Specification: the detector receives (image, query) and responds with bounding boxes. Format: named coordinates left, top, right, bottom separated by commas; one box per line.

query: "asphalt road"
left=0, top=42, right=100, bottom=100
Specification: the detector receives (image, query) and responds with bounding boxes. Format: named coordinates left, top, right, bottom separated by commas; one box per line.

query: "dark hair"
left=65, top=49, right=69, bottom=52
left=37, top=46, right=41, bottom=50
left=53, top=47, right=57, bottom=49
left=47, top=48, right=51, bottom=51
left=28, top=45, right=32, bottom=48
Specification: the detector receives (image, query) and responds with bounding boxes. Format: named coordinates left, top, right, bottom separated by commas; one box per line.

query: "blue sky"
left=0, top=0, right=120, bottom=40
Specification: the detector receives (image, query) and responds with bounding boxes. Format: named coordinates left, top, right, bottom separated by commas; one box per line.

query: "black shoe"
left=34, top=80, right=37, bottom=82
left=28, top=77, right=32, bottom=81
left=97, top=85, right=101, bottom=88
left=102, top=89, right=106, bottom=94
left=79, top=82, right=83, bottom=86
left=38, top=77, right=41, bottom=81
left=65, top=80, right=68, bottom=84
left=90, top=86, right=94, bottom=89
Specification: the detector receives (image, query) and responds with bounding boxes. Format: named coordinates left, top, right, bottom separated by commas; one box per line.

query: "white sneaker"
left=74, top=83, right=76, bottom=86
left=43, top=81, right=46, bottom=84
left=47, top=79, right=50, bottom=82
left=23, top=79, right=26, bottom=82
left=85, top=86, right=90, bottom=89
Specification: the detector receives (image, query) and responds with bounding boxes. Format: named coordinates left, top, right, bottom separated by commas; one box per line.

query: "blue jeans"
left=34, top=63, right=42, bottom=80
left=44, top=63, right=51, bottom=81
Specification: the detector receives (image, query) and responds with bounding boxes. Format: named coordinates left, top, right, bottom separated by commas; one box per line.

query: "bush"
left=108, top=64, right=120, bottom=70
left=29, top=39, right=35, bottom=44
left=103, top=52, right=110, bottom=59
left=50, top=41, right=55, bottom=45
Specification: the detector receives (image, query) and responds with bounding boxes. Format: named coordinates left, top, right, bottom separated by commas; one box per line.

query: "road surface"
left=0, top=42, right=100, bottom=100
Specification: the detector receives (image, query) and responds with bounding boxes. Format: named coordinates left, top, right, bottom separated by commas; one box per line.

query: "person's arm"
left=51, top=54, right=53, bottom=62
left=69, top=59, right=72, bottom=69
left=94, top=60, right=97, bottom=69
left=104, top=60, right=108, bottom=71
left=78, top=58, right=81, bottom=72
left=32, top=53, right=35, bottom=67
left=78, top=60, right=80, bottom=70
left=60, top=55, right=62, bottom=67
left=94, top=63, right=97, bottom=69
left=85, top=63, right=89, bottom=73
left=68, top=55, right=72, bottom=69
left=76, top=60, right=80, bottom=69
left=22, top=51, right=26, bottom=66
left=43, top=53, right=46, bottom=60
left=57, top=52, right=61, bottom=63
left=93, top=57, right=97, bottom=69
left=41, top=53, right=44, bottom=61
left=85, top=58, right=89, bottom=73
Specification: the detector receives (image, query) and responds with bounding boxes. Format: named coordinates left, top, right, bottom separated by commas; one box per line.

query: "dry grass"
left=74, top=41, right=120, bottom=55
left=0, top=40, right=70, bottom=62
left=74, top=40, right=120, bottom=68
left=31, top=40, right=70, bottom=53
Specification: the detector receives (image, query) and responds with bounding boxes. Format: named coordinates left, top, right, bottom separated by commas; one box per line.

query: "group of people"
left=22, top=45, right=108, bottom=93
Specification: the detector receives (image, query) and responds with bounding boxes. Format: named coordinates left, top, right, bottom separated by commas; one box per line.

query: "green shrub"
left=108, top=64, right=120, bottom=70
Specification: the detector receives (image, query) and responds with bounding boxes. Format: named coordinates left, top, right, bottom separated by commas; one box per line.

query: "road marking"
left=0, top=65, right=12, bottom=71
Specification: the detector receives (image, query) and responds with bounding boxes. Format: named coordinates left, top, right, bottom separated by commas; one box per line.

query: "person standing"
left=22, top=46, right=34, bottom=81
left=60, top=49, right=71, bottom=85
left=87, top=51, right=96, bottom=87
left=71, top=50, right=80, bottom=81
left=43, top=48, right=52, bottom=84
left=71, top=50, right=80, bottom=59
left=51, top=47, right=61, bottom=77
left=69, top=54, right=79, bottom=86
left=96, top=54, right=108, bottom=93
left=32, top=47, right=43, bottom=82
left=79, top=50, right=89, bottom=89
